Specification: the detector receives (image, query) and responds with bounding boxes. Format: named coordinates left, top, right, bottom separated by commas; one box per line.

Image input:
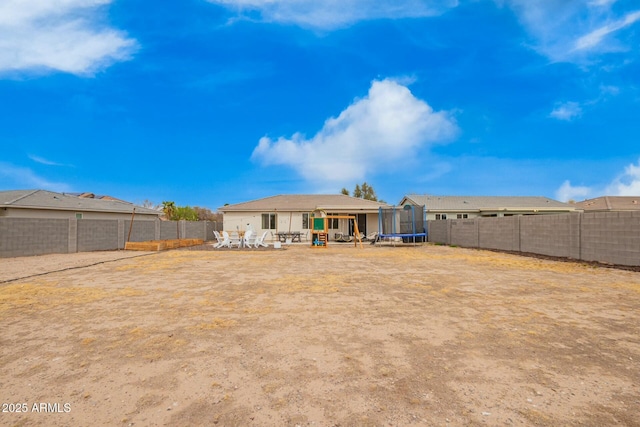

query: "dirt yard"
left=1, top=244, right=639, bottom=426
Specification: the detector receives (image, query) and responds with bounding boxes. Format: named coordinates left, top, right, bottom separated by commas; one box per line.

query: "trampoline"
left=377, top=204, right=427, bottom=245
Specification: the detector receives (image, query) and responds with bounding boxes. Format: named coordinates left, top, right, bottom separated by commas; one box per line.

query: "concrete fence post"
left=118, top=220, right=125, bottom=249
left=155, top=219, right=161, bottom=240
left=514, top=215, right=521, bottom=252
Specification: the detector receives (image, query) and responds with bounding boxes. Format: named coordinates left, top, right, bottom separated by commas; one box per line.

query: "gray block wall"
left=581, top=211, right=640, bottom=266
left=520, top=213, right=579, bottom=259
left=77, top=219, right=119, bottom=252
left=0, top=218, right=69, bottom=257
left=1, top=218, right=215, bottom=258
left=478, top=216, right=519, bottom=251
left=428, top=221, right=450, bottom=245
left=124, top=220, right=157, bottom=243
left=160, top=221, right=179, bottom=240
left=427, top=211, right=640, bottom=267
left=450, top=220, right=478, bottom=248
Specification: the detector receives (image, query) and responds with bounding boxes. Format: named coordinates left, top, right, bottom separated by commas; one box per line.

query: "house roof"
left=220, top=194, right=389, bottom=212
left=401, top=194, right=575, bottom=212
left=575, top=196, right=640, bottom=211
left=0, top=190, right=162, bottom=216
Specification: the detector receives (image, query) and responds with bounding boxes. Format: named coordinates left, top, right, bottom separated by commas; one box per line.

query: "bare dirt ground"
left=1, top=244, right=639, bottom=426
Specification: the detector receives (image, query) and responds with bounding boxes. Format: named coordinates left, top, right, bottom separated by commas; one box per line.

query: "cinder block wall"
left=185, top=221, right=206, bottom=239
left=160, top=221, right=179, bottom=240
left=1, top=218, right=214, bottom=258
left=124, top=220, right=156, bottom=243
left=427, top=221, right=449, bottom=244
left=427, top=211, right=640, bottom=266
left=478, top=216, right=518, bottom=251
left=520, top=214, right=578, bottom=258
left=77, top=219, right=119, bottom=252
left=0, top=218, right=69, bottom=257
left=581, top=211, right=640, bottom=266
left=450, top=220, right=478, bottom=247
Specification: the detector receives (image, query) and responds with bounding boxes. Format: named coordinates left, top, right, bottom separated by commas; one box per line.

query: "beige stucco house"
left=219, top=194, right=389, bottom=240
left=400, top=194, right=577, bottom=220
left=0, top=190, right=162, bottom=220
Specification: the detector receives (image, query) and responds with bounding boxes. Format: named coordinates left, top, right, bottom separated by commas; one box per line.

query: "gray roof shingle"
left=220, top=194, right=389, bottom=212
left=0, top=190, right=162, bottom=215
left=402, top=194, right=575, bottom=211
left=575, top=196, right=640, bottom=211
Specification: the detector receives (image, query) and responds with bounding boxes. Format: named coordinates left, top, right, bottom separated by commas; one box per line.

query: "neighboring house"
left=0, top=190, right=162, bottom=220
left=574, top=196, right=640, bottom=212
left=400, top=194, right=577, bottom=220
left=219, top=194, right=389, bottom=239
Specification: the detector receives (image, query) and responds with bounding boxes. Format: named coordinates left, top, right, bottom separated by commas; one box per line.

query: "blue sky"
left=1, top=0, right=640, bottom=209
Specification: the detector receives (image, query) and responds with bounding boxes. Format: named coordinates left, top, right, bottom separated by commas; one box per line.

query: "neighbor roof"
left=575, top=196, right=640, bottom=211
left=220, top=194, right=389, bottom=212
left=0, top=190, right=162, bottom=215
left=401, top=194, right=575, bottom=211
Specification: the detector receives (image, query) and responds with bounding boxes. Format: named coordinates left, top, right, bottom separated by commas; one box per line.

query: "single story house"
left=400, top=194, right=577, bottom=220
left=219, top=194, right=389, bottom=240
left=0, top=189, right=162, bottom=220
left=574, top=196, right=640, bottom=212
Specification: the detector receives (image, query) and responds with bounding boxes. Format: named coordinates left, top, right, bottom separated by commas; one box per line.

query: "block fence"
left=0, top=218, right=217, bottom=258
left=427, top=211, right=640, bottom=267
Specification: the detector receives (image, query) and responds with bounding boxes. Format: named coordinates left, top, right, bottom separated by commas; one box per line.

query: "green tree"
left=340, top=187, right=349, bottom=196
left=346, top=182, right=382, bottom=202
left=353, top=184, right=363, bottom=198
left=162, top=201, right=177, bottom=220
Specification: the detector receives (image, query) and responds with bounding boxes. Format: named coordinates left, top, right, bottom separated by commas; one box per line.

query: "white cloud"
left=549, top=101, right=582, bottom=121
left=0, top=0, right=138, bottom=75
left=209, top=0, right=459, bottom=29
left=555, top=158, right=640, bottom=201
left=0, top=162, right=72, bottom=192
left=502, top=0, right=640, bottom=63
left=573, top=10, right=640, bottom=52
left=555, top=180, right=592, bottom=202
left=251, top=79, right=458, bottom=184
left=28, top=154, right=74, bottom=167
left=606, top=158, right=640, bottom=195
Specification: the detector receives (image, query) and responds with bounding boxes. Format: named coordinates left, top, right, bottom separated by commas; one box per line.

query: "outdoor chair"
left=216, top=231, right=231, bottom=248
left=255, top=231, right=269, bottom=248
left=243, top=230, right=256, bottom=248
left=229, top=231, right=242, bottom=248
left=212, top=230, right=223, bottom=247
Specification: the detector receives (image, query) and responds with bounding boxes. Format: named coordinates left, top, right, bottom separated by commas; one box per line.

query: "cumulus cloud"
left=555, top=180, right=592, bottom=202
left=549, top=101, right=582, bottom=121
left=555, top=158, right=640, bottom=201
left=501, top=0, right=640, bottom=63
left=251, top=79, right=458, bottom=184
left=0, top=0, right=138, bottom=75
left=209, top=0, right=459, bottom=29
left=606, top=158, right=640, bottom=195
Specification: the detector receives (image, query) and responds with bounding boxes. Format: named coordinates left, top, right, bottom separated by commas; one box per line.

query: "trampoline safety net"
left=378, top=205, right=427, bottom=243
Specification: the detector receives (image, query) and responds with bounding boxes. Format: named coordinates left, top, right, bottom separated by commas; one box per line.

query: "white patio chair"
left=212, top=230, right=223, bottom=247
left=229, top=231, right=241, bottom=248
left=216, top=231, right=231, bottom=248
left=243, top=230, right=256, bottom=248
left=255, top=231, right=269, bottom=248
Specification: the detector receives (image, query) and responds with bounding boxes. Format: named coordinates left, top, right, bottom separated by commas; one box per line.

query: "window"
left=261, top=213, right=277, bottom=229
left=435, top=214, right=447, bottom=220
left=75, top=213, right=83, bottom=219
left=456, top=214, right=468, bottom=219
left=328, top=213, right=339, bottom=229
left=302, top=213, right=309, bottom=229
